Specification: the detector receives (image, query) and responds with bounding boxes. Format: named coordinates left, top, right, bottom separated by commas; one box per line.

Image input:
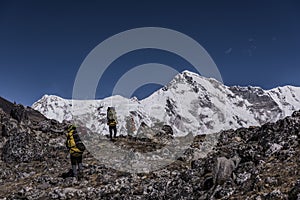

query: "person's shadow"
left=60, top=169, right=74, bottom=179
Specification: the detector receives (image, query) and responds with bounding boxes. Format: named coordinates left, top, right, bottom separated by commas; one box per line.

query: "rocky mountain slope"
left=0, top=96, right=46, bottom=123
left=32, top=71, right=300, bottom=137
left=0, top=97, right=300, bottom=199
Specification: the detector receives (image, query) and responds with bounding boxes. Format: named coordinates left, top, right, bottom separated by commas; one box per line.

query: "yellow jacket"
left=66, top=130, right=83, bottom=156
left=107, top=119, right=117, bottom=126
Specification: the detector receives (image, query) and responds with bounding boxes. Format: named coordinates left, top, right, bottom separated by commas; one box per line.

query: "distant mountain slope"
left=0, top=96, right=14, bottom=114
left=0, top=96, right=46, bottom=123
left=32, top=70, right=300, bottom=136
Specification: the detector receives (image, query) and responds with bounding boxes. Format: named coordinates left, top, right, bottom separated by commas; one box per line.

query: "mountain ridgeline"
left=32, top=70, right=300, bottom=137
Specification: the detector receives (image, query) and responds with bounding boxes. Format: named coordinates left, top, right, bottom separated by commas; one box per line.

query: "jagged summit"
left=32, top=70, right=300, bottom=137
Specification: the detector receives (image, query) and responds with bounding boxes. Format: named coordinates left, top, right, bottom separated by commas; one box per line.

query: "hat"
left=67, top=124, right=76, bottom=132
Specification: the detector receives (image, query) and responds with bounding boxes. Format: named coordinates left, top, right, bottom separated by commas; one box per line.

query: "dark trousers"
left=70, top=154, right=83, bottom=176
left=70, top=154, right=82, bottom=165
left=109, top=126, right=117, bottom=139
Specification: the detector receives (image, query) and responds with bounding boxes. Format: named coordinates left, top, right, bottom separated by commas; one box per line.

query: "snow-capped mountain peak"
left=32, top=70, right=300, bottom=136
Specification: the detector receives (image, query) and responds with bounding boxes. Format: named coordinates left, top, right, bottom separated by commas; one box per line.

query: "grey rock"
left=2, top=131, right=46, bottom=163
left=213, top=155, right=240, bottom=185
left=289, top=180, right=300, bottom=200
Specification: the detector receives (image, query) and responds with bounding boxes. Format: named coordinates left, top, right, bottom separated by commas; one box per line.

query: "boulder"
left=289, top=180, right=300, bottom=200
left=213, top=155, right=240, bottom=185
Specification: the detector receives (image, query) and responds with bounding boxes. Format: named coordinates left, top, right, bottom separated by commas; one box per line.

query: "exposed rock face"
left=0, top=97, right=300, bottom=199
left=2, top=131, right=46, bottom=163
left=162, top=124, right=173, bottom=136
left=0, top=97, right=15, bottom=114
left=0, top=96, right=46, bottom=124
left=10, top=104, right=28, bottom=123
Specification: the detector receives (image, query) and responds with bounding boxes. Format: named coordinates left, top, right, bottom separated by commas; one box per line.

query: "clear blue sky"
left=0, top=0, right=299, bottom=106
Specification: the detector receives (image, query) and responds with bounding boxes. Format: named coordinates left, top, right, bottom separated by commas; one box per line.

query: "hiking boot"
left=61, top=169, right=74, bottom=179
left=77, top=171, right=83, bottom=181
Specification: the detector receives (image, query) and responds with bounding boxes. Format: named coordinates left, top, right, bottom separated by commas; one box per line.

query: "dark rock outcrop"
left=10, top=104, right=28, bottom=123
left=0, top=96, right=46, bottom=124
left=0, top=96, right=15, bottom=115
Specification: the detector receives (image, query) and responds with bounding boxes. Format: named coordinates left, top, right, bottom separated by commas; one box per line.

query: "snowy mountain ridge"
left=32, top=70, right=300, bottom=136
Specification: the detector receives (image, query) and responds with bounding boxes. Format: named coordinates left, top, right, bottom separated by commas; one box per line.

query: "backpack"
left=107, top=107, right=117, bottom=121
left=73, top=130, right=86, bottom=152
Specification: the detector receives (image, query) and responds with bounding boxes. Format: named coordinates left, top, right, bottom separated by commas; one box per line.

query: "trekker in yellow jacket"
left=66, top=124, right=84, bottom=179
